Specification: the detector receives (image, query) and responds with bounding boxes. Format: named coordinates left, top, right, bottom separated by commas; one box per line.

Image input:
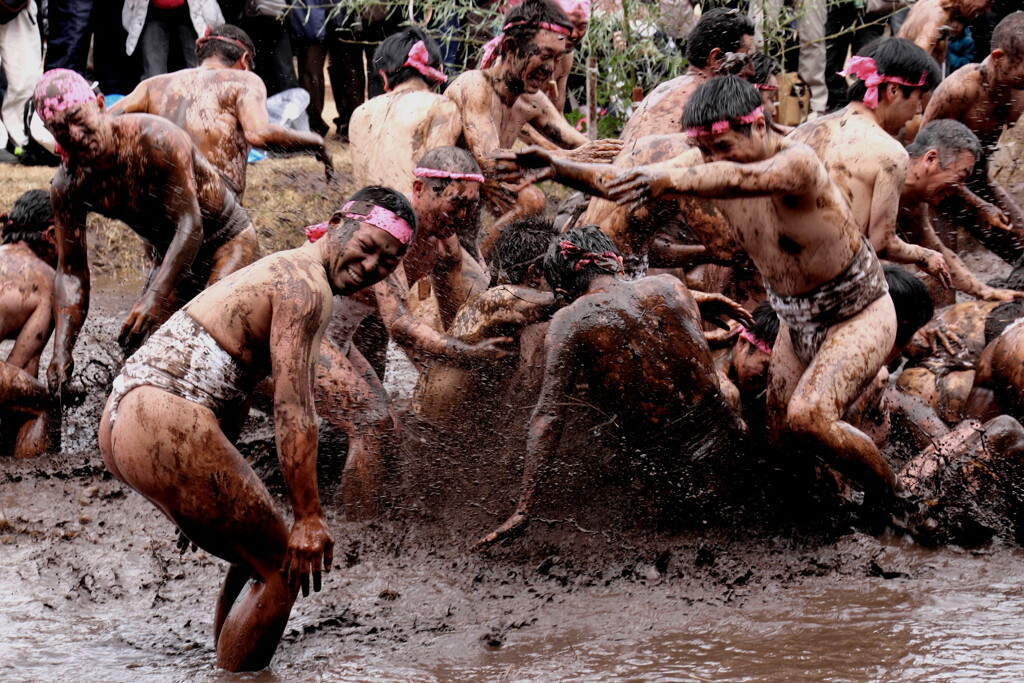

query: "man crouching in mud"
left=0, top=191, right=60, bottom=458
left=35, top=68, right=259, bottom=393
left=97, top=186, right=414, bottom=672
left=605, top=76, right=901, bottom=507
left=476, top=225, right=751, bottom=549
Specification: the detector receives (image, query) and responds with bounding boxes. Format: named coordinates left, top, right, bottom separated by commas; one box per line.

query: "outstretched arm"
left=107, top=82, right=150, bottom=115
left=270, top=277, right=334, bottom=597
left=47, top=173, right=90, bottom=394
left=475, top=312, right=578, bottom=549
left=607, top=144, right=822, bottom=205
left=237, top=78, right=333, bottom=182
left=526, top=90, right=590, bottom=149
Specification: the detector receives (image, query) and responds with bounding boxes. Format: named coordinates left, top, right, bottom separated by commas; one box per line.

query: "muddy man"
left=35, top=68, right=260, bottom=391
left=476, top=225, right=751, bottom=549
left=98, top=187, right=414, bottom=672
left=111, top=24, right=333, bottom=200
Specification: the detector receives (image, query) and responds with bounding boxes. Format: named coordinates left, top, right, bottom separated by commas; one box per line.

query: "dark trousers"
left=825, top=2, right=886, bottom=111
left=43, top=0, right=93, bottom=73
left=138, top=6, right=198, bottom=80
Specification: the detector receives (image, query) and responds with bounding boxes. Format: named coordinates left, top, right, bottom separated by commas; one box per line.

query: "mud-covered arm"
left=8, top=296, right=54, bottom=377
left=475, top=312, right=579, bottom=548
left=270, top=277, right=334, bottom=596
left=870, top=162, right=951, bottom=287
left=527, top=90, right=589, bottom=149
left=909, top=202, right=1022, bottom=300
left=47, top=172, right=90, bottom=392
left=119, top=147, right=205, bottom=352
left=920, top=74, right=972, bottom=128
left=107, top=83, right=149, bottom=115
left=607, top=144, right=822, bottom=204
left=424, top=98, right=464, bottom=150
left=432, top=237, right=471, bottom=331
left=237, top=78, right=333, bottom=180
left=447, top=76, right=507, bottom=176
left=375, top=271, right=510, bottom=367
left=955, top=185, right=1014, bottom=233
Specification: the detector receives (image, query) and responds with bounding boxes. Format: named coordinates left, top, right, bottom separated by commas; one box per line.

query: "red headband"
left=403, top=40, right=446, bottom=84
left=558, top=239, right=624, bottom=274
left=305, top=201, right=415, bottom=245
left=686, top=106, right=764, bottom=138
left=838, top=56, right=927, bottom=109
left=480, top=20, right=571, bottom=68
left=414, top=167, right=485, bottom=183
left=738, top=325, right=772, bottom=355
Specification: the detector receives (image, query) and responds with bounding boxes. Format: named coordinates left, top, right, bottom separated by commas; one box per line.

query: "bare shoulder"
left=627, top=134, right=694, bottom=165
left=445, top=70, right=488, bottom=102
left=925, top=66, right=980, bottom=117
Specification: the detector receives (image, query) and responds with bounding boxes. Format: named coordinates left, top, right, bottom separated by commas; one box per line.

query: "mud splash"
left=4, top=283, right=1024, bottom=682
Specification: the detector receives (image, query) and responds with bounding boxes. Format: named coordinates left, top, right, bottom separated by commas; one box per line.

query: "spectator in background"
left=825, top=0, right=895, bottom=111
left=43, top=1, right=138, bottom=96
left=947, top=19, right=976, bottom=72
left=0, top=0, right=41, bottom=163
left=123, top=0, right=223, bottom=79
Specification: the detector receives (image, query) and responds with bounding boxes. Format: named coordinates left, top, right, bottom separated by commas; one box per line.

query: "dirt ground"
left=3, top=129, right=1024, bottom=681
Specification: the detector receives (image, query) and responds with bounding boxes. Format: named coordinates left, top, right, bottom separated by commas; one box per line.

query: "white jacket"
left=122, top=0, right=225, bottom=56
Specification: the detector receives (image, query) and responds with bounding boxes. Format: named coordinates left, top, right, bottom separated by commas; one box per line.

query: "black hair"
left=489, top=214, right=557, bottom=286
left=345, top=185, right=417, bottom=240
left=685, top=8, right=755, bottom=69
left=984, top=301, right=1024, bottom=345
left=372, top=27, right=444, bottom=89
left=993, top=12, right=1024, bottom=60
left=847, top=37, right=942, bottom=104
left=751, top=51, right=781, bottom=87
left=543, top=224, right=620, bottom=300
left=682, top=75, right=767, bottom=136
left=907, top=119, right=982, bottom=167
left=884, top=264, right=934, bottom=349
left=416, top=146, right=481, bottom=176
left=196, top=25, right=255, bottom=70
left=749, top=300, right=780, bottom=347
left=2, top=189, right=53, bottom=247
left=500, top=0, right=573, bottom=61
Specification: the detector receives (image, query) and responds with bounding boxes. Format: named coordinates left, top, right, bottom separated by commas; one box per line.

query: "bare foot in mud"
left=474, top=511, right=529, bottom=551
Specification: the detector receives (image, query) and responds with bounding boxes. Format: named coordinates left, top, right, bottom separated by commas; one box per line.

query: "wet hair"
left=682, top=75, right=768, bottom=136
left=984, top=301, right=1024, bottom=344
left=500, top=0, right=573, bottom=61
left=2, top=190, right=53, bottom=248
left=416, top=146, right=482, bottom=176
left=196, top=25, right=255, bottom=70
left=992, top=11, right=1024, bottom=60
left=543, top=224, right=620, bottom=300
left=847, top=38, right=942, bottom=103
left=344, top=185, right=417, bottom=241
left=751, top=52, right=781, bottom=87
left=907, top=119, right=982, bottom=168
left=489, top=214, right=557, bottom=286
left=685, top=8, right=755, bottom=69
left=373, top=27, right=444, bottom=89
left=749, top=300, right=780, bottom=347
left=884, top=265, right=933, bottom=349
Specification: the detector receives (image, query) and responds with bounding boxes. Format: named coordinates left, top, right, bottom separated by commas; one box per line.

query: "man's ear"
left=43, top=225, right=57, bottom=245
left=412, top=178, right=425, bottom=196
left=706, top=47, right=722, bottom=69
left=96, top=94, right=105, bottom=111
left=883, top=82, right=901, bottom=102
left=379, top=70, right=390, bottom=92
left=926, top=149, right=940, bottom=167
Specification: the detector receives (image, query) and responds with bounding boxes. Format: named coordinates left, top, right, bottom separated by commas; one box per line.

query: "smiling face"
left=326, top=220, right=406, bottom=295
left=43, top=99, right=111, bottom=162
left=504, top=28, right=568, bottom=94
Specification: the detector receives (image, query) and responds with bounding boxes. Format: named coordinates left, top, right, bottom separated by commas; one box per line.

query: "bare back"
left=922, top=63, right=1024, bottom=151
left=0, top=244, right=54, bottom=373
left=619, top=71, right=705, bottom=147
left=349, top=91, right=463, bottom=197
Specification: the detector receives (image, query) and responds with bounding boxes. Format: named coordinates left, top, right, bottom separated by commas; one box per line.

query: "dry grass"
left=0, top=138, right=357, bottom=280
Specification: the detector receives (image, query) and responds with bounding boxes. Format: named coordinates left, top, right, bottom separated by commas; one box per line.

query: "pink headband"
left=838, top=56, right=927, bottom=109
left=34, top=68, right=97, bottom=123
left=738, top=325, right=772, bottom=355
left=480, top=20, right=572, bottom=69
left=558, top=239, right=624, bottom=275
left=404, top=40, right=447, bottom=84
left=686, top=106, right=764, bottom=138
left=414, top=167, right=485, bottom=183
left=304, top=200, right=415, bottom=246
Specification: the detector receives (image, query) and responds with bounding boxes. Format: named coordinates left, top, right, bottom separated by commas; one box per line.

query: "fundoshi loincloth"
left=767, top=237, right=888, bottom=366
left=201, top=189, right=251, bottom=251
left=107, top=310, right=250, bottom=428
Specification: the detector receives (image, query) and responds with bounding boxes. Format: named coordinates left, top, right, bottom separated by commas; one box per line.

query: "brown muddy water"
left=3, top=284, right=1024, bottom=683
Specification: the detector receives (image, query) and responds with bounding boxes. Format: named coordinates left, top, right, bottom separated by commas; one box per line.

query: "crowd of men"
left=2, top=0, right=1024, bottom=672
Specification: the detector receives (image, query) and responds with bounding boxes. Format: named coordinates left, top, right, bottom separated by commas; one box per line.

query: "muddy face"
left=44, top=101, right=112, bottom=161
left=326, top=222, right=406, bottom=295
left=926, top=150, right=976, bottom=201
left=506, top=29, right=568, bottom=95
left=415, top=178, right=482, bottom=239
left=693, top=125, right=765, bottom=164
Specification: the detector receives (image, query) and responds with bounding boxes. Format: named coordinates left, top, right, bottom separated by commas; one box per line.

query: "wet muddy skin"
left=4, top=283, right=1024, bottom=681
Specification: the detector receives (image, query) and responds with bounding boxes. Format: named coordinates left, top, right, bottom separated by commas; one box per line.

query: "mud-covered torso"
left=619, top=71, right=704, bottom=146
left=62, top=115, right=231, bottom=255
left=0, top=245, right=54, bottom=342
